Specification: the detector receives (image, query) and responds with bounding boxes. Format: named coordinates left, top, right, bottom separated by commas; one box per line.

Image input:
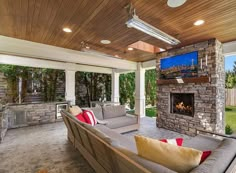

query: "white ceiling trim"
left=0, top=54, right=112, bottom=74
left=223, top=41, right=236, bottom=56
left=0, top=36, right=137, bottom=70
left=141, top=59, right=156, bottom=70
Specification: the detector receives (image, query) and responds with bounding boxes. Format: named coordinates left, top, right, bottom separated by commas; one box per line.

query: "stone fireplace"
left=170, top=93, right=194, bottom=117
left=156, top=39, right=225, bottom=136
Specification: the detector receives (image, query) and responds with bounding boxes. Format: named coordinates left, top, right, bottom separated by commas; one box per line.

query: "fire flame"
left=176, top=102, right=192, bottom=112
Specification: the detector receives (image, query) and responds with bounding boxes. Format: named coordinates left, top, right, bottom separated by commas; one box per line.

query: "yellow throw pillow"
left=69, top=106, right=82, bottom=116
left=135, top=135, right=202, bottom=173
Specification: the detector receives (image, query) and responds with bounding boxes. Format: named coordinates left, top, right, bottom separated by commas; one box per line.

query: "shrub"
left=225, top=124, right=233, bottom=135
left=225, top=107, right=233, bottom=111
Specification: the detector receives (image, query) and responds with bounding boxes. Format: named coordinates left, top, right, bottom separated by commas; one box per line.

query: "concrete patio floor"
left=0, top=117, right=191, bottom=173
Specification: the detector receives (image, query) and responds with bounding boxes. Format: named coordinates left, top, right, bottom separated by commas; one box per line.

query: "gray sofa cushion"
left=95, top=124, right=137, bottom=153
left=104, top=116, right=138, bottom=129
left=84, top=107, right=103, bottom=120
left=83, top=123, right=119, bottom=145
left=116, top=147, right=177, bottom=173
left=103, top=105, right=126, bottom=119
left=183, top=135, right=222, bottom=151
left=190, top=138, right=236, bottom=173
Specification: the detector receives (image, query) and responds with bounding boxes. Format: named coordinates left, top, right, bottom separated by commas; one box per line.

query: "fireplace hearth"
left=170, top=93, right=194, bottom=117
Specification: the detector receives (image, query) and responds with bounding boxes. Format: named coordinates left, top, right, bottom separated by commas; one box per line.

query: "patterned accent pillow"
left=83, top=110, right=97, bottom=126
left=160, top=138, right=183, bottom=146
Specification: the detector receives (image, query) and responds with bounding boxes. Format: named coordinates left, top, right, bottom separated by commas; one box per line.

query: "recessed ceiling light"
left=63, top=28, right=72, bottom=33
left=128, top=47, right=134, bottom=51
left=194, top=20, right=205, bottom=26
left=100, top=40, right=111, bottom=44
left=167, top=0, right=187, bottom=8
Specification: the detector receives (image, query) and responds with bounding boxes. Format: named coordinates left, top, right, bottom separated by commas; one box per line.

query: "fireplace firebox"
left=170, top=93, right=194, bottom=117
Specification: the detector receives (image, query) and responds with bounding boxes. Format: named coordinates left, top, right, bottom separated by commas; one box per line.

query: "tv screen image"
left=160, top=51, right=198, bottom=79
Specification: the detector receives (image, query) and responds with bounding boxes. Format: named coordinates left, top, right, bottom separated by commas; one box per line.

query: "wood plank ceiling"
left=0, top=0, right=236, bottom=62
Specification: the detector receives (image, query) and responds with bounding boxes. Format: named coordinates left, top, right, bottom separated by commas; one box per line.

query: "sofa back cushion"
left=103, top=105, right=126, bottom=119
left=83, top=124, right=119, bottom=145
left=116, top=147, right=177, bottom=173
left=87, top=107, right=103, bottom=120
left=190, top=138, right=236, bottom=173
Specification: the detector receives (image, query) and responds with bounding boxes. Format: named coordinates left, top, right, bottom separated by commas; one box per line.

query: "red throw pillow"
left=200, top=151, right=211, bottom=164
left=83, top=110, right=97, bottom=126
left=160, top=138, right=183, bottom=146
left=75, top=113, right=87, bottom=123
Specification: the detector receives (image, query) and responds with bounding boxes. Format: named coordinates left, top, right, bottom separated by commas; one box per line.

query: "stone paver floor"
left=0, top=117, right=191, bottom=173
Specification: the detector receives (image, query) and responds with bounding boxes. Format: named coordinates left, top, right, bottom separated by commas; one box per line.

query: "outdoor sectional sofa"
left=61, top=107, right=236, bottom=173
left=84, top=105, right=140, bottom=133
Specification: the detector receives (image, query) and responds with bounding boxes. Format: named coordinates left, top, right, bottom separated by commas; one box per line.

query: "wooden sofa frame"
left=61, top=110, right=151, bottom=173
left=61, top=110, right=236, bottom=173
left=196, top=129, right=236, bottom=173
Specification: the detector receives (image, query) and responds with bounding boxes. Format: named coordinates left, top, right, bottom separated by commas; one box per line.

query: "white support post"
left=65, top=70, right=76, bottom=105
left=135, top=63, right=146, bottom=117
left=111, top=70, right=120, bottom=103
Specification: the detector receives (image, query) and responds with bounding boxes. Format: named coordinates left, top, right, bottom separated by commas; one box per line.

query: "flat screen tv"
left=160, top=51, right=198, bottom=79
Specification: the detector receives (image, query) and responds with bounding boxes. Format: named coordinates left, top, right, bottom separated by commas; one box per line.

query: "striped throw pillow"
left=160, top=138, right=183, bottom=146
left=83, top=110, right=97, bottom=126
left=75, top=113, right=87, bottom=123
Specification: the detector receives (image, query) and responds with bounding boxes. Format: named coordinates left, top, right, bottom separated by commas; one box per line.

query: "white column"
left=135, top=63, right=146, bottom=117
left=111, top=70, right=120, bottom=103
left=65, top=70, right=76, bottom=105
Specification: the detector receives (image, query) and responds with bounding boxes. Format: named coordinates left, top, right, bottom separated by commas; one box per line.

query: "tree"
left=75, top=72, right=111, bottom=107
left=119, top=73, right=135, bottom=109
left=233, top=61, right=236, bottom=74
left=225, top=71, right=236, bottom=88
left=0, top=65, right=30, bottom=103
left=119, top=70, right=157, bottom=109
left=0, top=64, right=65, bottom=103
left=145, top=69, right=156, bottom=106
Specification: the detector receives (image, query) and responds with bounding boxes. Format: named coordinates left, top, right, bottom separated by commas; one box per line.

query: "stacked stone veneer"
left=0, top=108, right=7, bottom=143
left=7, top=102, right=62, bottom=128
left=156, top=39, right=225, bottom=136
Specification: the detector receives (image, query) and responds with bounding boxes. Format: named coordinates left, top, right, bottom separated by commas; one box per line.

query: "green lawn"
left=127, top=107, right=157, bottom=118
left=225, top=106, right=236, bottom=133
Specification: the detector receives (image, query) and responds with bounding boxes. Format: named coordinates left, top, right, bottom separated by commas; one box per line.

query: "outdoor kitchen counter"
left=5, top=101, right=69, bottom=128
left=7, top=101, right=68, bottom=106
